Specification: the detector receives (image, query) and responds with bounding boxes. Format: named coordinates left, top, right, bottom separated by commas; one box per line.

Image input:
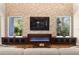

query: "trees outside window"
left=57, top=16, right=70, bottom=37
left=8, top=16, right=22, bottom=36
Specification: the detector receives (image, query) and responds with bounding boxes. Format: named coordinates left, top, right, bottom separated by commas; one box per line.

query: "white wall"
left=0, top=4, right=5, bottom=44
left=73, top=4, right=79, bottom=45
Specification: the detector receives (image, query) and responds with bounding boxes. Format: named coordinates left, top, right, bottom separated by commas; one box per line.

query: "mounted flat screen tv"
left=30, top=17, right=49, bottom=30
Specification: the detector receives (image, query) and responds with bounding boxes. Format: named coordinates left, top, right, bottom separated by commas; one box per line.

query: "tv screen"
left=30, top=17, right=49, bottom=30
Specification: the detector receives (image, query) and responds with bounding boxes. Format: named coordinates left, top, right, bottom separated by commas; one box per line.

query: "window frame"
left=56, top=16, right=72, bottom=37
left=7, top=16, right=23, bottom=37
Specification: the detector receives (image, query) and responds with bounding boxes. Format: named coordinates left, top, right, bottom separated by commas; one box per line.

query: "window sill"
left=8, top=36, right=22, bottom=38
left=56, top=36, right=70, bottom=38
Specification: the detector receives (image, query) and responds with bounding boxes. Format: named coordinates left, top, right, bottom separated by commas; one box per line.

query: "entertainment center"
left=2, top=34, right=76, bottom=48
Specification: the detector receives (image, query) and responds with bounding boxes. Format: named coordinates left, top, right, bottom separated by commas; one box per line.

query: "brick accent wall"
left=6, top=3, right=73, bottom=37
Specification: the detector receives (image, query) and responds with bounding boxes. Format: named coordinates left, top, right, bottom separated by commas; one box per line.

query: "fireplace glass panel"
left=30, top=37, right=49, bottom=42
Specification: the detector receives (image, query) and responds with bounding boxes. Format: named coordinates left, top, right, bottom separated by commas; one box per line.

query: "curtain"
left=9, top=17, right=14, bottom=36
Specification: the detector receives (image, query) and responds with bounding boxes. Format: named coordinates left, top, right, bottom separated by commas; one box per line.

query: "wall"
left=6, top=3, right=73, bottom=37
left=0, top=4, right=5, bottom=44
left=73, top=4, right=79, bottom=45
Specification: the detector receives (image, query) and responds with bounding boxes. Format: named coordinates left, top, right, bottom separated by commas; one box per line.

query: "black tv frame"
left=30, top=17, right=49, bottom=30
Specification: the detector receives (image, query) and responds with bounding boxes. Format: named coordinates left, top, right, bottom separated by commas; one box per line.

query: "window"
left=8, top=16, right=22, bottom=36
left=57, top=16, right=71, bottom=37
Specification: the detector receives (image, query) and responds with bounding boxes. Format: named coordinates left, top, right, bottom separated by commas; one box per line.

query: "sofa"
left=24, top=47, right=79, bottom=55
left=0, top=46, right=79, bottom=55
left=24, top=48, right=59, bottom=55
left=0, top=47, right=24, bottom=55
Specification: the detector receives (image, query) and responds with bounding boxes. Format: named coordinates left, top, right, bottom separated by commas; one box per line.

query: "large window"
left=8, top=16, right=22, bottom=36
left=57, top=16, right=71, bottom=37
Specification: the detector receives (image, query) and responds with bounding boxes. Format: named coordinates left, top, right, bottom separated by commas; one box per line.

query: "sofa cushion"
left=24, top=48, right=59, bottom=55
left=0, top=47, right=24, bottom=55
left=59, top=48, right=79, bottom=55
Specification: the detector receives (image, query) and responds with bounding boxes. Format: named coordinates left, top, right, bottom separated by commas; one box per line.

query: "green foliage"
left=14, top=27, right=22, bottom=36
left=60, top=27, right=69, bottom=37
left=57, top=17, right=70, bottom=37
left=14, top=18, right=22, bottom=36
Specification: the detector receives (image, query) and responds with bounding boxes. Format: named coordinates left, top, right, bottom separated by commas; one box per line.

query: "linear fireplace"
left=28, top=34, right=51, bottom=47
left=28, top=34, right=51, bottom=42
left=30, top=37, right=50, bottom=42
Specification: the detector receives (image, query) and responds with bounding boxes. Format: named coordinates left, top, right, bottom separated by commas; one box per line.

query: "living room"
left=0, top=3, right=79, bottom=55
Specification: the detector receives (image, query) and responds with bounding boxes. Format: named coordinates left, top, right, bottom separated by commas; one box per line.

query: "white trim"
left=56, top=36, right=63, bottom=37
left=8, top=36, right=23, bottom=38
left=7, top=16, right=23, bottom=37
left=56, top=16, right=72, bottom=37
left=56, top=36, right=70, bottom=37
left=69, top=16, right=72, bottom=37
left=7, top=16, right=9, bottom=37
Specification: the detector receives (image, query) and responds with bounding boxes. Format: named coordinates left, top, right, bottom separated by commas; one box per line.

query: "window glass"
left=57, top=16, right=70, bottom=36
left=8, top=17, right=22, bottom=36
